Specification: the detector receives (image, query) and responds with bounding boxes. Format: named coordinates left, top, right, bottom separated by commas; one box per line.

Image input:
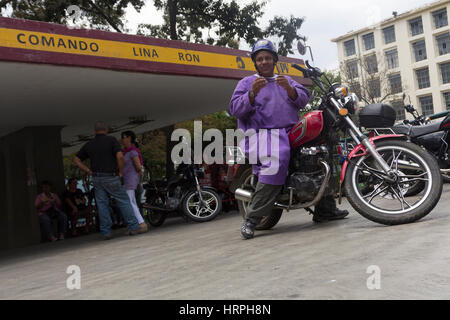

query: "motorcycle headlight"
left=334, top=85, right=349, bottom=98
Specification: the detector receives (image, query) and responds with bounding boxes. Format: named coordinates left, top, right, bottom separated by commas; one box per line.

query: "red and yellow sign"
left=0, top=27, right=304, bottom=77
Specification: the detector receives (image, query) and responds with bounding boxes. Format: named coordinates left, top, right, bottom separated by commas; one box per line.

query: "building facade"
left=332, top=0, right=450, bottom=121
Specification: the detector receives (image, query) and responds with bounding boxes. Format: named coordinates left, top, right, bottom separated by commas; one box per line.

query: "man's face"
left=255, top=50, right=275, bottom=77
left=69, top=180, right=77, bottom=189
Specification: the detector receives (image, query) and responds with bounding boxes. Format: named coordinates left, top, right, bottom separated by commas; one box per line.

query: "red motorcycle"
left=233, top=61, right=443, bottom=230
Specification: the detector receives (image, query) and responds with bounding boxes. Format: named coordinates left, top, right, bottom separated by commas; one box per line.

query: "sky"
left=1, top=0, right=439, bottom=70
left=122, top=0, right=438, bottom=70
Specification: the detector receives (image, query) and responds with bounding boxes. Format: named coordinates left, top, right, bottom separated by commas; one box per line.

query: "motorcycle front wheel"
left=182, top=189, right=222, bottom=222
left=344, top=140, right=442, bottom=225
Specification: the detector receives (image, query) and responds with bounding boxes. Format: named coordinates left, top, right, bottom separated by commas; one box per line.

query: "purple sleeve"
left=288, top=77, right=311, bottom=110
left=129, top=150, right=139, bottom=160
left=229, top=78, right=255, bottom=119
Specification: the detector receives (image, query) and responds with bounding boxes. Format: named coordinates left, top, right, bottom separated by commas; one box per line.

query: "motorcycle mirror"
left=297, top=39, right=307, bottom=56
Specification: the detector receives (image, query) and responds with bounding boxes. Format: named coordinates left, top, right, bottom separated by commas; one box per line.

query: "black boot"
left=313, top=195, right=349, bottom=223
left=241, top=219, right=257, bottom=239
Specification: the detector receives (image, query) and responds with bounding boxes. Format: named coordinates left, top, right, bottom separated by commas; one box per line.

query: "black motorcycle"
left=142, top=163, right=222, bottom=226
left=358, top=96, right=450, bottom=198
left=370, top=96, right=450, bottom=184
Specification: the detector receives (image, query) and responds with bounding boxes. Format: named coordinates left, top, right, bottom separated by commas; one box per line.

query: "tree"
left=340, top=53, right=406, bottom=106
left=63, top=154, right=92, bottom=192
left=306, top=69, right=341, bottom=109
left=137, top=0, right=304, bottom=54
left=0, top=0, right=145, bottom=32
left=264, top=15, right=304, bottom=56
left=138, top=0, right=265, bottom=46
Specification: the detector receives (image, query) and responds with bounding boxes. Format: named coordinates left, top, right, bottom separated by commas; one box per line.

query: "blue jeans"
left=40, top=211, right=67, bottom=240
left=92, top=176, right=140, bottom=235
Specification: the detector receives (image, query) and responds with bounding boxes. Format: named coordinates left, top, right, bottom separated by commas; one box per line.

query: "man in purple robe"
left=229, top=39, right=348, bottom=240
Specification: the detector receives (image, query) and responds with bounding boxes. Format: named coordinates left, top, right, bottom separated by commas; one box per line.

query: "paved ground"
left=1, top=185, right=450, bottom=300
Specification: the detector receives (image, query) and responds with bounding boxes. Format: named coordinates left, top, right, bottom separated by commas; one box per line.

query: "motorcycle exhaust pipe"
left=441, top=168, right=450, bottom=173
left=397, top=159, right=420, bottom=170
left=234, top=188, right=254, bottom=203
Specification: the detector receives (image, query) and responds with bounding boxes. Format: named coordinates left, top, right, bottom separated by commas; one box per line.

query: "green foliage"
left=0, top=0, right=145, bottom=31
left=139, top=0, right=265, bottom=46
left=138, top=0, right=304, bottom=55
left=308, top=70, right=342, bottom=108
left=63, top=154, right=92, bottom=191
left=264, top=15, right=304, bottom=56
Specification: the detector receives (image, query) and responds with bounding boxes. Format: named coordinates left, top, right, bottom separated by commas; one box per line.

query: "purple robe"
left=229, top=74, right=310, bottom=185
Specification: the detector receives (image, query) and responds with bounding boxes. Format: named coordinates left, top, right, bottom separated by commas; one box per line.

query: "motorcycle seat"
left=392, top=124, right=411, bottom=135
left=408, top=122, right=442, bottom=138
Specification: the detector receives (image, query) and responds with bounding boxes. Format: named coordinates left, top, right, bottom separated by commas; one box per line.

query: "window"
left=368, top=78, right=381, bottom=98
left=416, top=68, right=430, bottom=89
left=346, top=60, right=359, bottom=79
left=386, top=49, right=399, bottom=69
left=444, top=92, right=450, bottom=110
left=436, top=32, right=450, bottom=55
left=409, top=17, right=424, bottom=36
left=440, top=62, right=450, bottom=84
left=391, top=101, right=405, bottom=120
left=349, top=83, right=361, bottom=100
left=433, top=8, right=448, bottom=29
left=419, top=95, right=434, bottom=116
left=363, top=33, right=375, bottom=50
left=365, top=54, right=378, bottom=74
left=383, top=26, right=396, bottom=44
left=389, top=74, right=402, bottom=94
left=344, top=39, right=356, bottom=56
left=412, top=40, right=427, bottom=62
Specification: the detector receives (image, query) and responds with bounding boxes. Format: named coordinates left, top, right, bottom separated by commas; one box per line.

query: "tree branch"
left=86, top=0, right=122, bottom=33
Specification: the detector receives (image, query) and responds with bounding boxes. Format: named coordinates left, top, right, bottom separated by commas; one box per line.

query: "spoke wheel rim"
left=186, top=191, right=218, bottom=218
left=352, top=145, right=433, bottom=215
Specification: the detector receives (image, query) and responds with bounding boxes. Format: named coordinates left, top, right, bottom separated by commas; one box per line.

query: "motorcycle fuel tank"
left=289, top=111, right=324, bottom=147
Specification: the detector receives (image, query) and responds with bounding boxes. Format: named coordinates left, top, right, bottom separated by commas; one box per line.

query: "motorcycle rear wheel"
left=344, top=140, right=442, bottom=225
left=236, top=168, right=283, bottom=230
left=143, top=207, right=166, bottom=227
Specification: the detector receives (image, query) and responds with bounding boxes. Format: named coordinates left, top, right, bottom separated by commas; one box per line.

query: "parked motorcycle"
left=142, top=163, right=222, bottom=226
left=392, top=97, right=450, bottom=183
left=362, top=96, right=450, bottom=187
left=234, top=61, right=443, bottom=229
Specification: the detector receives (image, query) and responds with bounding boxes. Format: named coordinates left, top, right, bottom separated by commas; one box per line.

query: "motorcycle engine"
left=285, top=146, right=328, bottom=202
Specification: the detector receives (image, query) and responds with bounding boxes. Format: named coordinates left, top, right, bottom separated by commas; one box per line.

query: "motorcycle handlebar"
left=292, top=63, right=309, bottom=76
left=292, top=62, right=322, bottom=79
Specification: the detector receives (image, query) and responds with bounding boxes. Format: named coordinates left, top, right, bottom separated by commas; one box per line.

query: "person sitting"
left=63, top=178, right=94, bottom=236
left=35, top=180, right=67, bottom=241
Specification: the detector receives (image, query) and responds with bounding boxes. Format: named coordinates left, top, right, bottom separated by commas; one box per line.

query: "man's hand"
left=251, top=77, right=268, bottom=96
left=73, top=156, right=93, bottom=176
left=275, top=75, right=298, bottom=100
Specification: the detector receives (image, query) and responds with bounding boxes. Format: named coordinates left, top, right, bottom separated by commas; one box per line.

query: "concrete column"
left=0, top=126, right=64, bottom=250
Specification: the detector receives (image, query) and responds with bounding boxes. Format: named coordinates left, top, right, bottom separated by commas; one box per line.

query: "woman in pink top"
left=121, top=131, right=147, bottom=233
left=35, top=180, right=67, bottom=241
